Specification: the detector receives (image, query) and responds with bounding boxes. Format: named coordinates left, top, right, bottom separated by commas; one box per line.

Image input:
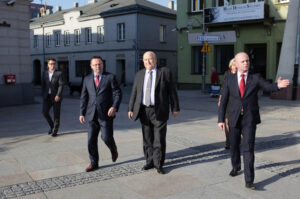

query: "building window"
left=75, top=60, right=91, bottom=77
left=279, top=0, right=289, bottom=3
left=246, top=0, right=264, bottom=2
left=46, top=33, right=51, bottom=48
left=192, top=0, right=204, bottom=12
left=160, top=25, right=166, bottom=42
left=216, top=0, right=232, bottom=6
left=192, top=46, right=203, bottom=74
left=33, top=35, right=38, bottom=48
left=54, top=31, right=61, bottom=47
left=74, top=29, right=80, bottom=45
left=117, top=23, right=125, bottom=41
left=85, top=27, right=92, bottom=44
left=64, top=31, right=70, bottom=46
left=97, top=26, right=104, bottom=43
left=215, top=45, right=234, bottom=74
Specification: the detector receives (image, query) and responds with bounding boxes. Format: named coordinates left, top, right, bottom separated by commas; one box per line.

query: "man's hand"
left=54, top=96, right=60, bottom=102
left=128, top=111, right=133, bottom=120
left=173, top=111, right=179, bottom=118
left=79, top=116, right=85, bottom=124
left=277, top=76, right=290, bottom=89
left=218, top=122, right=225, bottom=130
left=108, top=107, right=116, bottom=117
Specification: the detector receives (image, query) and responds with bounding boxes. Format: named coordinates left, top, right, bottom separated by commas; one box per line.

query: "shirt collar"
left=146, top=66, right=157, bottom=73
left=237, top=71, right=248, bottom=77
left=94, top=72, right=103, bottom=77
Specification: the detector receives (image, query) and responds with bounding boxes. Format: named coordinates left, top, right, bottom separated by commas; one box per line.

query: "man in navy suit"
left=218, top=52, right=290, bottom=189
left=79, top=56, right=122, bottom=172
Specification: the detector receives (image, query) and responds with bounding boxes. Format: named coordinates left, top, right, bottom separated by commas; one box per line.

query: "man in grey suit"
left=218, top=52, right=290, bottom=189
left=80, top=56, right=122, bottom=172
left=128, top=51, right=180, bottom=174
left=42, top=58, right=64, bottom=137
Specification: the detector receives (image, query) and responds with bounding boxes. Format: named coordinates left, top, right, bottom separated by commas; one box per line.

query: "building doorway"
left=116, top=60, right=126, bottom=86
left=33, top=60, right=41, bottom=85
left=245, top=44, right=267, bottom=78
left=57, top=61, right=69, bottom=84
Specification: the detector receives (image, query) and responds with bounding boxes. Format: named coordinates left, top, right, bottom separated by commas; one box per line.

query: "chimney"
left=74, top=2, right=79, bottom=8
left=168, top=0, right=174, bottom=10
left=88, top=0, right=98, bottom=4
left=56, top=6, right=61, bottom=12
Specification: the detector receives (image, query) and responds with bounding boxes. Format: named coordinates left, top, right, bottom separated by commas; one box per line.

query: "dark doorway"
left=57, top=61, right=69, bottom=84
left=245, top=44, right=267, bottom=78
left=33, top=60, right=41, bottom=85
left=116, top=60, right=126, bottom=86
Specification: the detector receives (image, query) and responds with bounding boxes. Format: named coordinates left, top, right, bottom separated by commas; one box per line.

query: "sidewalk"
left=0, top=89, right=299, bottom=199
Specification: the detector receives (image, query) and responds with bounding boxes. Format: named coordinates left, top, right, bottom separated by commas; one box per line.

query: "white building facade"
left=30, top=0, right=177, bottom=88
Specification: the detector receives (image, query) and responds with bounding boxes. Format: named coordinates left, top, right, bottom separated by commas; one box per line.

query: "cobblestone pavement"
left=0, top=89, right=300, bottom=199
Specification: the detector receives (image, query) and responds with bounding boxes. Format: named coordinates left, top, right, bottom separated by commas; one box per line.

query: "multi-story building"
left=0, top=0, right=34, bottom=106
left=30, top=0, right=177, bottom=87
left=176, top=0, right=289, bottom=89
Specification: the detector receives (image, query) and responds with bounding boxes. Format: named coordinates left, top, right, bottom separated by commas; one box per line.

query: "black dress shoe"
left=156, top=167, right=165, bottom=174
left=245, top=182, right=256, bottom=190
left=111, top=150, right=118, bottom=162
left=48, top=129, right=53, bottom=135
left=229, top=168, right=240, bottom=177
left=51, top=132, right=58, bottom=137
left=142, top=164, right=154, bottom=170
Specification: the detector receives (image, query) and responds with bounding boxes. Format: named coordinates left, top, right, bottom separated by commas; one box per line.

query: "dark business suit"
left=42, top=70, right=64, bottom=133
left=80, top=72, right=122, bottom=166
left=218, top=72, right=279, bottom=183
left=128, top=67, right=180, bottom=168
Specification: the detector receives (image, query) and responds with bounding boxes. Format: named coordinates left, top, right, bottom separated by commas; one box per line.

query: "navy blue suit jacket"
left=218, top=73, right=279, bottom=127
left=80, top=72, right=122, bottom=121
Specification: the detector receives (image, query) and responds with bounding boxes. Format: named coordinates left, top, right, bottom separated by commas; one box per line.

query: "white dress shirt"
left=237, top=71, right=248, bottom=88
left=142, top=67, right=157, bottom=106
left=48, top=71, right=54, bottom=94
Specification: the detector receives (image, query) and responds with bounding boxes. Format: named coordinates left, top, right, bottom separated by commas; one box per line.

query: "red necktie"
left=95, top=74, right=99, bottom=87
left=240, top=74, right=245, bottom=98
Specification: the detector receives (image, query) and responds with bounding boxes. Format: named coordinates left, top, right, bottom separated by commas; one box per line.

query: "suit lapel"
left=155, top=67, right=161, bottom=89
left=243, top=73, right=253, bottom=98
left=88, top=74, right=97, bottom=94
left=233, top=73, right=240, bottom=98
left=97, top=73, right=105, bottom=93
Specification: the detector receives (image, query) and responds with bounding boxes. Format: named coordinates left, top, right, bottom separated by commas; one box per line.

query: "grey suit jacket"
left=128, top=67, right=180, bottom=121
left=42, top=70, right=64, bottom=100
left=218, top=72, right=279, bottom=127
left=80, top=72, right=122, bottom=122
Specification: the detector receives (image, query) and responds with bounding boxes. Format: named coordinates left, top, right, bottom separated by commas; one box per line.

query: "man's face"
left=90, top=58, right=103, bottom=74
left=143, top=52, right=157, bottom=70
left=48, top=60, right=56, bottom=72
left=235, top=53, right=250, bottom=73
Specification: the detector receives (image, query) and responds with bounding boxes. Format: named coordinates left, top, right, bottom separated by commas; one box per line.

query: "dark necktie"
left=95, top=74, right=99, bottom=87
left=240, top=74, right=245, bottom=98
left=145, top=71, right=152, bottom=106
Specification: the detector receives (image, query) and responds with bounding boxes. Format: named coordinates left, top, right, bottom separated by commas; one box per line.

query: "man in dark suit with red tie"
left=79, top=56, right=122, bottom=172
left=218, top=52, right=290, bottom=189
left=128, top=51, right=180, bottom=174
left=42, top=58, right=64, bottom=137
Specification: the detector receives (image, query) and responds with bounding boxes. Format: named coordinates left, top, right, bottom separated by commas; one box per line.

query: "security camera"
left=6, top=0, right=15, bottom=6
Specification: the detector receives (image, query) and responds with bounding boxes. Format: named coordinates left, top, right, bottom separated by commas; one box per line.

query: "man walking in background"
left=42, top=58, right=64, bottom=137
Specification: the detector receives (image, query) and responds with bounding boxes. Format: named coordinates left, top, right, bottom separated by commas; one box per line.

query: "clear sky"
left=32, top=0, right=177, bottom=11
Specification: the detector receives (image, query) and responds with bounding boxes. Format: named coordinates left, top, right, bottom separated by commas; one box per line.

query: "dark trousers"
left=225, top=117, right=230, bottom=148
left=230, top=115, right=256, bottom=183
left=88, top=112, right=117, bottom=166
left=42, top=95, right=61, bottom=132
left=139, top=106, right=167, bottom=168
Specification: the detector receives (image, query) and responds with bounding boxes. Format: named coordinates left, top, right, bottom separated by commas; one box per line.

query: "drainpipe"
left=292, top=6, right=300, bottom=100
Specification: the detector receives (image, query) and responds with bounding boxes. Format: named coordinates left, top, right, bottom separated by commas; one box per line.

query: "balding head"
left=235, top=52, right=250, bottom=73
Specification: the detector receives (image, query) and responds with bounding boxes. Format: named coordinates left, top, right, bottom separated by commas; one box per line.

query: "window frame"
left=85, top=27, right=92, bottom=44
left=46, top=33, right=51, bottom=48
left=97, top=25, right=104, bottom=43
left=64, top=31, right=70, bottom=46
left=54, top=31, right=61, bottom=47
left=74, top=29, right=80, bottom=45
left=191, top=0, right=204, bottom=12
left=117, top=23, right=125, bottom=41
left=159, top=25, right=166, bottom=43
left=33, top=35, right=38, bottom=48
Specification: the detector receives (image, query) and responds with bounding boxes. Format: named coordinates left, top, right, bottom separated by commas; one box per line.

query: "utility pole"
left=201, top=2, right=206, bottom=94
left=292, top=6, right=300, bottom=100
